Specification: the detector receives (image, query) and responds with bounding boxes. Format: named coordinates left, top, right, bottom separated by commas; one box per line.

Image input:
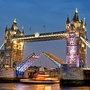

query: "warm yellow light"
left=75, top=31, right=79, bottom=37
left=66, top=33, right=69, bottom=38
left=82, top=44, right=84, bottom=47
left=13, top=40, right=17, bottom=43
left=14, top=31, right=16, bottom=34
left=20, top=42, right=24, bottom=46
left=45, top=86, right=51, bottom=90
left=83, top=25, right=85, bottom=29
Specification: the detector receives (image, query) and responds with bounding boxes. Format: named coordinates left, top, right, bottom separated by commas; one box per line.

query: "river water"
left=0, top=83, right=90, bottom=90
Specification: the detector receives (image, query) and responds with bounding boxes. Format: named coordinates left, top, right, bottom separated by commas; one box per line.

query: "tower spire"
left=14, top=19, right=17, bottom=23
left=83, top=17, right=86, bottom=26
left=66, top=14, right=70, bottom=23
left=22, top=26, right=24, bottom=34
left=72, top=8, right=80, bottom=22
left=75, top=8, right=78, bottom=13
left=11, top=18, right=18, bottom=30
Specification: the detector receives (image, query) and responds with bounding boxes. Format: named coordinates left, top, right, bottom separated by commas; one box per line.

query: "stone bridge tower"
left=4, top=19, right=24, bottom=67
left=66, top=8, right=87, bottom=67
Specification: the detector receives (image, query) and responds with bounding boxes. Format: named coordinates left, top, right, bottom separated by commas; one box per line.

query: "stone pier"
left=60, top=65, right=90, bottom=86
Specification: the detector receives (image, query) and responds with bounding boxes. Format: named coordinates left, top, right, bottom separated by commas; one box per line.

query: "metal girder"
left=0, top=43, right=4, bottom=50
left=16, top=53, right=40, bottom=72
left=42, top=52, right=66, bottom=66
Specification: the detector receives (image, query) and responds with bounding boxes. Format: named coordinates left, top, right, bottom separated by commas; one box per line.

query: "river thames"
left=0, top=83, right=90, bottom=90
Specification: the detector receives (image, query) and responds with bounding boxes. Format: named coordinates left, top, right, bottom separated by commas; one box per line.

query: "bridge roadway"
left=16, top=52, right=66, bottom=73
left=12, top=31, right=67, bottom=42
left=11, top=30, right=90, bottom=49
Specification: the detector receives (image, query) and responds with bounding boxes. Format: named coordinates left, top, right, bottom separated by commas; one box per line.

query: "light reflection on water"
left=0, top=83, right=60, bottom=90
left=0, top=83, right=90, bottom=90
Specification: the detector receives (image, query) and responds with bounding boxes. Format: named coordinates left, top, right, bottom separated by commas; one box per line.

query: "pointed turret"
left=66, top=14, right=70, bottom=23
left=11, top=19, right=18, bottom=30
left=72, top=8, right=80, bottom=22
left=81, top=20, right=83, bottom=24
left=83, top=17, right=86, bottom=27
left=83, top=17, right=87, bottom=29
left=22, top=26, right=24, bottom=34
left=14, top=19, right=17, bottom=23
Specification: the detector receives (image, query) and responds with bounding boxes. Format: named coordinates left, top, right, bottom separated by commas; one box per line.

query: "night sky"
left=0, top=0, right=90, bottom=69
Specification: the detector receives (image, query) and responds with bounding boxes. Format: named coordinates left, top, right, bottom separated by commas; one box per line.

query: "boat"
left=20, top=78, right=59, bottom=84
left=20, top=73, right=59, bottom=84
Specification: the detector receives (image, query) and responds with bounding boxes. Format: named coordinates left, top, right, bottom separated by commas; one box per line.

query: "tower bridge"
left=0, top=8, right=90, bottom=76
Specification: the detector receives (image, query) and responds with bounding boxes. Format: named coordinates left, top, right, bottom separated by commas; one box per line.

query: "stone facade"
left=4, top=19, right=24, bottom=67
left=60, top=67, right=84, bottom=80
left=0, top=68, right=16, bottom=78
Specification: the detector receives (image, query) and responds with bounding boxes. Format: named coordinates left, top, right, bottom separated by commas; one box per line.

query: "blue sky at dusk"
left=0, top=0, right=90, bottom=69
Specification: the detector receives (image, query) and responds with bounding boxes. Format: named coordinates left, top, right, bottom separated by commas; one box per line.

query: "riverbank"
left=0, top=78, right=19, bottom=83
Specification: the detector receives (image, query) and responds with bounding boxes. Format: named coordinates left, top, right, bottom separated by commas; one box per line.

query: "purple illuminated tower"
left=66, top=8, right=87, bottom=67
left=66, top=22, right=79, bottom=67
left=66, top=9, right=80, bottom=67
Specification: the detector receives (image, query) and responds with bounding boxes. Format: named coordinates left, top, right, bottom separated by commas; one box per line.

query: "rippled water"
left=0, top=83, right=90, bottom=90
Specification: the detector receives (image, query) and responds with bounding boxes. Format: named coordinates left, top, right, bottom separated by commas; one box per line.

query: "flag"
left=29, top=28, right=32, bottom=31
left=42, top=25, right=45, bottom=28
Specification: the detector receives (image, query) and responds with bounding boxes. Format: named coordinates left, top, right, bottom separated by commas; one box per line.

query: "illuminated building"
left=66, top=8, right=87, bottom=67
left=4, top=19, right=24, bottom=67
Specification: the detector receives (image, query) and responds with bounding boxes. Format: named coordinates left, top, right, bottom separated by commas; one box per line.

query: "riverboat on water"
left=20, top=74, right=60, bottom=84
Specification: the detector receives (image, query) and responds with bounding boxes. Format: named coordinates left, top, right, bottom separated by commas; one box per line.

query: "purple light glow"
left=66, top=22, right=79, bottom=67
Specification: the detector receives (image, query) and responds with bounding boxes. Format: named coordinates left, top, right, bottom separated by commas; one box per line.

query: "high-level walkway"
left=12, top=31, right=66, bottom=42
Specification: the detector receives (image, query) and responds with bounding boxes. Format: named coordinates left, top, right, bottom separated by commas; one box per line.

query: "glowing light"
left=14, top=31, right=16, bottom=34
left=35, top=32, right=39, bottom=37
left=32, top=55, right=40, bottom=59
left=75, top=8, right=78, bottom=13
left=20, top=42, right=24, bottom=46
left=14, top=18, right=17, bottom=23
left=82, top=44, right=84, bottom=47
left=13, top=40, right=17, bottom=43
left=45, top=86, right=51, bottom=90
left=70, top=49, right=76, bottom=54
left=83, top=25, right=85, bottom=29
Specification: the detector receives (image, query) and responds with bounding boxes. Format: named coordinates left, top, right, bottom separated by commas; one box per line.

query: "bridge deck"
left=12, top=31, right=67, bottom=42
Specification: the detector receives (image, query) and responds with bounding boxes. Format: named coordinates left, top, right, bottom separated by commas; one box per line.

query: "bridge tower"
left=66, top=8, right=87, bottom=67
left=4, top=19, right=24, bottom=67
